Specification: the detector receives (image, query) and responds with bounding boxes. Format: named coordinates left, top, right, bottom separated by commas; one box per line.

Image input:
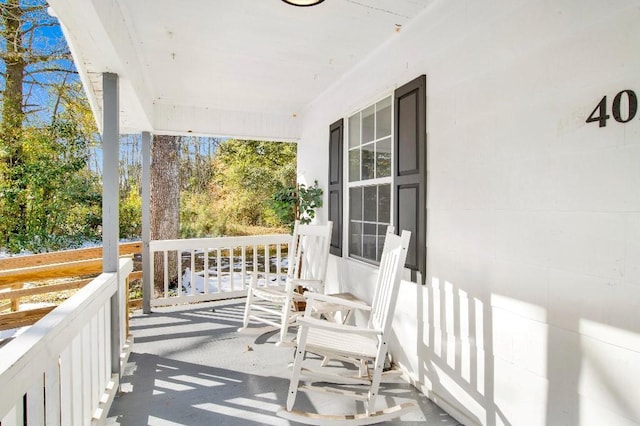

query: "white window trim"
left=343, top=93, right=394, bottom=265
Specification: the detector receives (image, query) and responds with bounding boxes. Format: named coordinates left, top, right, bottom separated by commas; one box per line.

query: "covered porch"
left=108, top=299, right=458, bottom=425
left=3, top=0, right=639, bottom=425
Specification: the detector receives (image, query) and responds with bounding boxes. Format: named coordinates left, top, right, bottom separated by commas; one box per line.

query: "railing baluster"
left=276, top=243, right=282, bottom=284
left=106, top=294, right=113, bottom=381
left=120, top=276, right=127, bottom=351
left=177, top=250, right=183, bottom=297
left=97, top=305, right=106, bottom=413
left=1, top=399, right=21, bottom=426
left=90, top=314, right=100, bottom=418
left=149, top=253, right=155, bottom=301
left=241, top=245, right=246, bottom=288
left=60, top=346, right=72, bottom=425
left=204, top=247, right=210, bottom=294
left=163, top=251, right=169, bottom=298
left=71, top=335, right=83, bottom=425
left=190, top=250, right=196, bottom=295
left=82, top=325, right=91, bottom=424
left=216, top=249, right=222, bottom=292
left=45, top=360, right=61, bottom=426
left=265, top=244, right=270, bottom=286
left=27, top=373, right=45, bottom=425
left=229, top=247, right=235, bottom=290
left=253, top=245, right=258, bottom=285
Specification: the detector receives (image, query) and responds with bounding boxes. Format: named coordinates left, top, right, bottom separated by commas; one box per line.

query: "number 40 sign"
left=586, top=90, right=637, bottom=128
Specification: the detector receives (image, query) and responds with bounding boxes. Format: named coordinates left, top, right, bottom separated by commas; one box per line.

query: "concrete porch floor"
left=107, top=299, right=462, bottom=425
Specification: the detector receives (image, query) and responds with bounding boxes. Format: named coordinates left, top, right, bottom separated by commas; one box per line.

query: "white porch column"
left=141, top=131, right=152, bottom=314
left=102, top=72, right=120, bottom=377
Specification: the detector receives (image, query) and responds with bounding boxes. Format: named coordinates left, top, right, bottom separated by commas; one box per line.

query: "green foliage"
left=0, top=107, right=298, bottom=251
left=120, top=184, right=141, bottom=239
left=271, top=185, right=297, bottom=226
left=298, top=181, right=323, bottom=224
left=175, top=138, right=299, bottom=237
left=272, top=180, right=324, bottom=231
left=0, top=1, right=100, bottom=254
left=205, top=139, right=297, bottom=230
left=0, top=78, right=104, bottom=253
left=0, top=118, right=102, bottom=253
left=180, top=191, right=224, bottom=238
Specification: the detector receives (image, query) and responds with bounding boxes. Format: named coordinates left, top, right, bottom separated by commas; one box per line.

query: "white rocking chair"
left=278, top=229, right=418, bottom=425
left=239, top=220, right=332, bottom=345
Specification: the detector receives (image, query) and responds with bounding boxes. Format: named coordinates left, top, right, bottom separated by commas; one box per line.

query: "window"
left=327, top=75, right=426, bottom=281
left=347, top=96, right=392, bottom=263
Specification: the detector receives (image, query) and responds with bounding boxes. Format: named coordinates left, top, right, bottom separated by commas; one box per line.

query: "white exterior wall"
left=297, top=1, right=640, bottom=425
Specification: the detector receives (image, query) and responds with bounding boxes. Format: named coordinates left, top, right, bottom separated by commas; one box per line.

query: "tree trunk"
left=151, top=135, right=181, bottom=297
left=0, top=0, right=27, bottom=245
left=1, top=0, right=25, bottom=144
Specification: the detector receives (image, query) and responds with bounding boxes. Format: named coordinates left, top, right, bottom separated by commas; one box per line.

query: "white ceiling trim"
left=152, top=103, right=301, bottom=142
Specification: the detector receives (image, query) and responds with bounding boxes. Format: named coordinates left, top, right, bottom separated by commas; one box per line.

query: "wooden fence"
left=0, top=242, right=141, bottom=333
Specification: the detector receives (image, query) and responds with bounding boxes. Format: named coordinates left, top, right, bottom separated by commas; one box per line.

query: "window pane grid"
left=348, top=96, right=393, bottom=184
left=349, top=138, right=393, bottom=182
left=348, top=184, right=390, bottom=263
left=347, top=95, right=393, bottom=263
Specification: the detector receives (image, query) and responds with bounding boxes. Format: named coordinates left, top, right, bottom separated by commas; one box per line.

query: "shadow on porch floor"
left=107, top=299, right=461, bottom=425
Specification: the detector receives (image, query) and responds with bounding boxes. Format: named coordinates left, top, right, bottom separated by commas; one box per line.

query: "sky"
left=0, top=0, right=78, bottom=123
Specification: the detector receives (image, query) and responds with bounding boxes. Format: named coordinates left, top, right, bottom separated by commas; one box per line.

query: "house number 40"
left=586, top=90, right=638, bottom=128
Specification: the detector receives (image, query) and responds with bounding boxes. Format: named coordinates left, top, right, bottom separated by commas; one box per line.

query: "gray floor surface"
left=107, top=299, right=462, bottom=425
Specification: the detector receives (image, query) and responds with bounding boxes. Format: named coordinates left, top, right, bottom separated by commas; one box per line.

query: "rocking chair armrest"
left=297, top=316, right=382, bottom=336
left=305, top=293, right=372, bottom=312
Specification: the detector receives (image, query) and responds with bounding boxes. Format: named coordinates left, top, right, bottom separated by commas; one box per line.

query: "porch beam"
left=152, top=103, right=301, bottom=141
left=141, top=131, right=151, bottom=314
left=102, top=72, right=120, bottom=378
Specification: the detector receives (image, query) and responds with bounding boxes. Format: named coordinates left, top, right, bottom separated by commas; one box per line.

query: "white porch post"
left=102, top=72, right=120, bottom=377
left=141, top=131, right=152, bottom=314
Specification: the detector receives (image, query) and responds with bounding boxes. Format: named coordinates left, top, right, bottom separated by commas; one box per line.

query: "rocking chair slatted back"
left=240, top=220, right=333, bottom=345
left=369, top=230, right=408, bottom=336
left=288, top=222, right=332, bottom=286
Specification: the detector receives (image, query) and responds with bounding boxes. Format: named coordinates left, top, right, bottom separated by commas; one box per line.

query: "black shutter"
left=328, top=119, right=344, bottom=256
left=394, top=75, right=426, bottom=282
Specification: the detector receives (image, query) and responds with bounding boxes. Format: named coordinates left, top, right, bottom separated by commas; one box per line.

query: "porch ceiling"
left=47, top=0, right=434, bottom=140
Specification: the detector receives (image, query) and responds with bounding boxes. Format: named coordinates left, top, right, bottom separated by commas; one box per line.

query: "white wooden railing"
left=0, top=258, right=133, bottom=426
left=150, top=234, right=291, bottom=306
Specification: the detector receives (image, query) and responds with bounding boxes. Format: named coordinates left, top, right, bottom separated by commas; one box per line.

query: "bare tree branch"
left=23, top=79, right=59, bottom=88
left=21, top=21, right=59, bottom=37
left=24, top=67, right=77, bottom=76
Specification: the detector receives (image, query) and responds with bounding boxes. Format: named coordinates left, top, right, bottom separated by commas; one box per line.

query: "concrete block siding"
left=298, top=1, right=640, bottom=425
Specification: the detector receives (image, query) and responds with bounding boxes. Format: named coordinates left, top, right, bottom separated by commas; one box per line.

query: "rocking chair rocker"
left=238, top=220, right=332, bottom=345
left=278, top=229, right=418, bottom=425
